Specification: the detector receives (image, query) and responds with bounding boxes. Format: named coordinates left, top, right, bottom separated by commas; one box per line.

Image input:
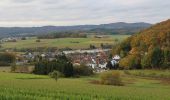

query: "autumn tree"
left=141, top=54, right=151, bottom=69
left=119, top=54, right=141, bottom=69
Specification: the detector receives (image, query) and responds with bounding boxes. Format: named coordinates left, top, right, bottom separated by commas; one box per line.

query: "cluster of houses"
left=0, top=37, right=30, bottom=43
left=67, top=51, right=108, bottom=72
left=63, top=49, right=121, bottom=72
left=15, top=49, right=121, bottom=72
left=0, top=37, right=19, bottom=42
left=16, top=51, right=61, bottom=65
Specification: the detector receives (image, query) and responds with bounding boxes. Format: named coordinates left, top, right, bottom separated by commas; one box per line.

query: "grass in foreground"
left=0, top=70, right=170, bottom=100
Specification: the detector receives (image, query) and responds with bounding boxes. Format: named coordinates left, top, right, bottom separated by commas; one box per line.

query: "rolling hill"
left=0, top=22, right=151, bottom=38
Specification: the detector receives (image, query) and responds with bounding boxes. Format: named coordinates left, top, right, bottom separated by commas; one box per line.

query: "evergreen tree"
left=150, top=47, right=162, bottom=68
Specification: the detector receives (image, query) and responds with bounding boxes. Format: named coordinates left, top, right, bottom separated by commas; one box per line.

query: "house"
left=111, top=55, right=121, bottom=68
left=113, top=55, right=120, bottom=61
left=99, top=63, right=107, bottom=69
left=94, top=35, right=104, bottom=38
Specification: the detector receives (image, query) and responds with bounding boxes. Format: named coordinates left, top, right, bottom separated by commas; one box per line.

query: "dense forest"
left=113, top=19, right=170, bottom=69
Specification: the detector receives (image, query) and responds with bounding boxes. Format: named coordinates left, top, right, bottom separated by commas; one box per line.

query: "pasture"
left=1, top=35, right=130, bottom=50
left=0, top=70, right=170, bottom=100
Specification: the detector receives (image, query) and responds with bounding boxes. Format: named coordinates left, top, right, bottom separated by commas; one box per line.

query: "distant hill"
left=0, top=22, right=151, bottom=38
left=113, top=19, right=170, bottom=69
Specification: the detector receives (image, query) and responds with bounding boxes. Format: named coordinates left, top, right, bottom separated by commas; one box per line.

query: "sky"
left=0, top=0, right=170, bottom=27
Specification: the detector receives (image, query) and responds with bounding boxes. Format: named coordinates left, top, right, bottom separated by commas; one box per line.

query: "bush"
left=21, top=37, right=26, bottom=40
left=15, top=66, right=30, bottom=73
left=124, top=70, right=131, bottom=75
left=73, top=65, right=93, bottom=77
left=49, top=71, right=60, bottom=81
left=11, top=63, right=16, bottom=72
left=0, top=52, right=16, bottom=66
left=100, top=71, right=123, bottom=86
left=0, top=61, right=10, bottom=66
left=36, top=39, right=41, bottom=42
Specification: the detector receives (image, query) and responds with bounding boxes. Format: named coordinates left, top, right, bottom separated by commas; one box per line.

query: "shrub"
left=49, top=71, right=60, bottom=81
left=124, top=70, right=131, bottom=75
left=0, top=62, right=10, bottom=66
left=36, top=39, right=41, bottom=42
left=11, top=65, right=31, bottom=73
left=149, top=72, right=156, bottom=77
left=0, top=52, right=16, bottom=66
left=15, top=66, right=30, bottom=73
left=138, top=72, right=145, bottom=77
left=73, top=65, right=93, bottom=77
left=21, top=37, right=26, bottom=40
left=100, top=71, right=123, bottom=86
left=11, top=63, right=16, bottom=72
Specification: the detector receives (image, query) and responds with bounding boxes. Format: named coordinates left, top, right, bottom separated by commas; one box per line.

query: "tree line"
left=37, top=32, right=87, bottom=39
left=33, top=54, right=93, bottom=77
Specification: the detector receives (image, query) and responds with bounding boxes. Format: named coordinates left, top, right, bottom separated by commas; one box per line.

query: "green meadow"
left=0, top=69, right=170, bottom=100
left=1, top=35, right=130, bottom=50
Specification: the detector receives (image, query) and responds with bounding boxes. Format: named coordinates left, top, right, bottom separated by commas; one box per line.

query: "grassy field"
left=1, top=35, right=130, bottom=50
left=0, top=70, right=170, bottom=100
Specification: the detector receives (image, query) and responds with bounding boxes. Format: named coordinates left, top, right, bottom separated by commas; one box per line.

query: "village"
left=0, top=36, right=121, bottom=72
left=14, top=49, right=120, bottom=72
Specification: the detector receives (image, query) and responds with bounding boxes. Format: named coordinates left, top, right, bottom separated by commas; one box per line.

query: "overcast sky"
left=0, top=0, right=170, bottom=27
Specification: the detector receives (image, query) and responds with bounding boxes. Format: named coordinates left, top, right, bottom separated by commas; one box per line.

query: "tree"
left=89, top=44, right=96, bottom=49
left=49, top=71, right=60, bottom=81
left=34, top=54, right=74, bottom=77
left=101, top=43, right=104, bottom=48
left=149, top=47, right=162, bottom=68
left=106, top=61, right=113, bottom=69
left=0, top=52, right=16, bottom=66
left=120, top=50, right=126, bottom=58
left=161, top=48, right=170, bottom=68
left=119, top=55, right=141, bottom=69
left=63, top=62, right=74, bottom=77
left=141, top=54, right=151, bottom=69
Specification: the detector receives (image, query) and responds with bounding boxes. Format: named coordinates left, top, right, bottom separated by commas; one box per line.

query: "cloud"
left=0, top=0, right=170, bottom=26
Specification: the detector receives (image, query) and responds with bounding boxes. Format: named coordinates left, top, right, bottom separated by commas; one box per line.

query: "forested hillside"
left=113, top=19, right=170, bottom=69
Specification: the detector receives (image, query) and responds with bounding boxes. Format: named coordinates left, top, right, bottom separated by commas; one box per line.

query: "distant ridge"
left=0, top=22, right=152, bottom=38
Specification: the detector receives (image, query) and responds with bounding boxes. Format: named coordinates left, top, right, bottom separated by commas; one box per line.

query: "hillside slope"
left=113, top=19, right=170, bottom=69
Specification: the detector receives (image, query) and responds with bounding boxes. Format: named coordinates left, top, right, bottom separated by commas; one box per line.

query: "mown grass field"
left=1, top=35, right=130, bottom=50
left=0, top=69, right=170, bottom=100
